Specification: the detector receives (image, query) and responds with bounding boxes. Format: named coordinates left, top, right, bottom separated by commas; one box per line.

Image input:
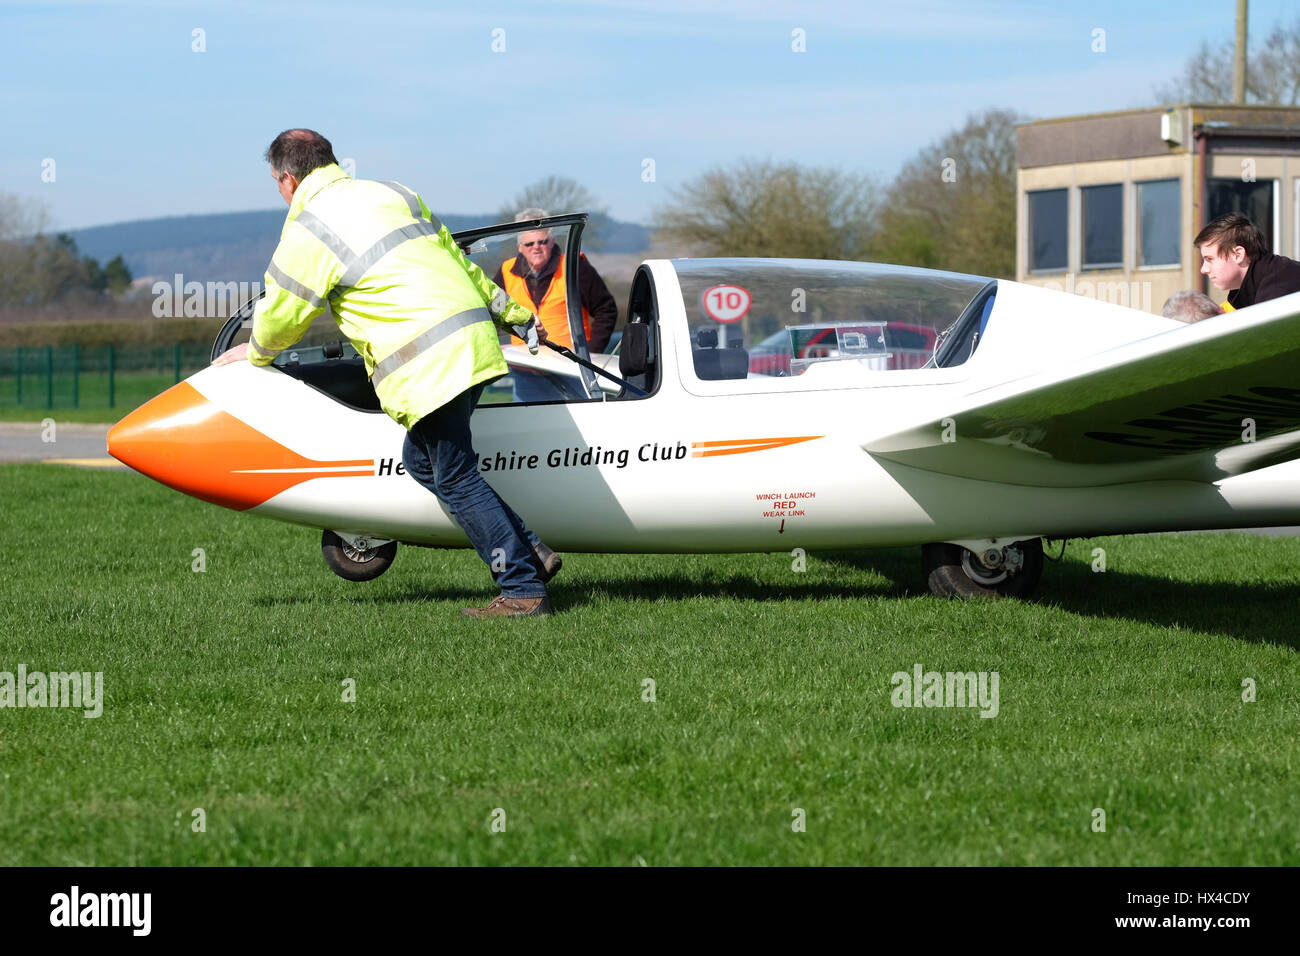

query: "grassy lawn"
left=1, top=462, right=1297, bottom=865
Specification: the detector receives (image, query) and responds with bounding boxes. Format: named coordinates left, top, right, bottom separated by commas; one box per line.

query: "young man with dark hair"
left=1194, top=213, right=1300, bottom=311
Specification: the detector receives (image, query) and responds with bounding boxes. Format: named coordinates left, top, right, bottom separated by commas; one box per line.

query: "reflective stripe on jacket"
left=248, top=164, right=534, bottom=429
left=500, top=254, right=590, bottom=350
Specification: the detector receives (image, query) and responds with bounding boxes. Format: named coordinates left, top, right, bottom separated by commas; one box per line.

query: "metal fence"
left=0, top=345, right=212, bottom=410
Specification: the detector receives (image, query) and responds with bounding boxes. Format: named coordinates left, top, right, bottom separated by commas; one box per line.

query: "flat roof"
left=1017, top=104, right=1300, bottom=129
left=1017, top=105, right=1300, bottom=169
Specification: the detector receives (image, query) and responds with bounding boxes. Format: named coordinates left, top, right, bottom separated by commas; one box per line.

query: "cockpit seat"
left=278, top=357, right=382, bottom=412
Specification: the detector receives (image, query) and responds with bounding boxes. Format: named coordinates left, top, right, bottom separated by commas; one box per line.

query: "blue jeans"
left=402, top=383, right=545, bottom=598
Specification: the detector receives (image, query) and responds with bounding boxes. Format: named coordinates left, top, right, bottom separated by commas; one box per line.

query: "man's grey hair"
left=515, top=207, right=549, bottom=223
left=264, top=129, right=337, bottom=181
left=1161, top=290, right=1222, bottom=323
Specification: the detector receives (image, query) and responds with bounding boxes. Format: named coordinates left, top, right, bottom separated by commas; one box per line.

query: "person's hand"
left=211, top=343, right=249, bottom=366
left=533, top=316, right=549, bottom=344
left=512, top=318, right=542, bottom=354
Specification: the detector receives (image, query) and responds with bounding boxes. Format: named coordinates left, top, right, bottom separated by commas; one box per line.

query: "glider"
left=108, top=213, right=1300, bottom=598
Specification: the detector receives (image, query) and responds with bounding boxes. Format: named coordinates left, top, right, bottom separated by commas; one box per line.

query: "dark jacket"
left=492, top=246, right=619, bottom=352
left=1226, top=250, right=1300, bottom=310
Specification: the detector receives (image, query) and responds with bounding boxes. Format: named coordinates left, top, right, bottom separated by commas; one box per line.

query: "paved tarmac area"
left=0, top=422, right=123, bottom=468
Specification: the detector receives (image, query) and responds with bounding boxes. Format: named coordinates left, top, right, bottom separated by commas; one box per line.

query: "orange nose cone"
left=108, top=381, right=374, bottom=511
left=108, top=381, right=220, bottom=483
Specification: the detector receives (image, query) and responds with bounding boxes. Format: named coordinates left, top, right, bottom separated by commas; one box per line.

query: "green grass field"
left=1, top=462, right=1297, bottom=865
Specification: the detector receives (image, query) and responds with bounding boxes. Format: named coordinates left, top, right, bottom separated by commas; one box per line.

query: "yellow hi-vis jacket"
left=248, top=163, right=535, bottom=429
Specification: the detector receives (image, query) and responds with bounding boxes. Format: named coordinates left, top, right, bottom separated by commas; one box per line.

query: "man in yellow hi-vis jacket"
left=214, top=129, right=560, bottom=617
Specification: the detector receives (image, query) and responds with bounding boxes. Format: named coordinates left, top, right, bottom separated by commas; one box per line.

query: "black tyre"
left=922, top=538, right=1043, bottom=600
left=321, top=530, right=397, bottom=582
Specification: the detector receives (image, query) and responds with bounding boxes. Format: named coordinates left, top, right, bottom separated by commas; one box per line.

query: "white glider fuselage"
left=108, top=257, right=1300, bottom=554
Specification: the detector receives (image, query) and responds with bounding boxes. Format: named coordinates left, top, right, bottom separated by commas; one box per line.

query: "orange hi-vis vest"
left=501, top=254, right=590, bottom=349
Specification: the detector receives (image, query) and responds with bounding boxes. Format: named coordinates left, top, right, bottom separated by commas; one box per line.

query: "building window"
left=1137, top=179, right=1181, bottom=267
left=1208, top=178, right=1276, bottom=251
left=1081, top=183, right=1123, bottom=269
left=1028, top=188, right=1067, bottom=272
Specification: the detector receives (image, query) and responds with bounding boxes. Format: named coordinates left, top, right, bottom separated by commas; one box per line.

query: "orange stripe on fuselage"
left=107, top=381, right=374, bottom=511
left=690, top=436, right=822, bottom=457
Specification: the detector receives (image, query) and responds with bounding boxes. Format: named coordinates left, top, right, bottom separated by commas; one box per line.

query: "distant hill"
left=70, top=210, right=652, bottom=286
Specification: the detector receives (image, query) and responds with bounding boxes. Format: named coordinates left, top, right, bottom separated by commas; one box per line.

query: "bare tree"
left=653, top=159, right=880, bottom=259
left=0, top=192, right=48, bottom=307
left=498, top=175, right=607, bottom=221
left=0, top=190, right=50, bottom=241
left=869, top=107, right=1021, bottom=278
left=0, top=193, right=129, bottom=310
left=1154, top=16, right=1300, bottom=105
left=498, top=175, right=609, bottom=248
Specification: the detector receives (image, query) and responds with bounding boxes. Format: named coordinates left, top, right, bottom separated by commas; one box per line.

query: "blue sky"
left=1, top=0, right=1295, bottom=229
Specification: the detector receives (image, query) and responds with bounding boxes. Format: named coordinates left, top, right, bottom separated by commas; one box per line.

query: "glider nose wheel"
left=922, top=538, right=1043, bottom=599
left=321, top=530, right=397, bottom=582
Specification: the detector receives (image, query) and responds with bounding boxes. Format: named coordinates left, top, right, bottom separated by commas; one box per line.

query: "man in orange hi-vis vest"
left=492, top=208, right=618, bottom=402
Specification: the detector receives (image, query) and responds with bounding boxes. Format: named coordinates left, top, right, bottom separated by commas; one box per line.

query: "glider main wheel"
left=922, top=538, right=1043, bottom=600
left=321, top=530, right=397, bottom=582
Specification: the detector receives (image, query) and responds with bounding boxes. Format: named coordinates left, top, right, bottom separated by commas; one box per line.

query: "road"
left=0, top=422, right=123, bottom=468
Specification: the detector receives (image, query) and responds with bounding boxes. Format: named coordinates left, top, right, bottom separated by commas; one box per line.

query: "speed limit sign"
left=701, top=284, right=752, bottom=323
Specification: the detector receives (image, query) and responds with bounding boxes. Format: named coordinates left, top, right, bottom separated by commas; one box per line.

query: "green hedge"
left=0, top=317, right=219, bottom=348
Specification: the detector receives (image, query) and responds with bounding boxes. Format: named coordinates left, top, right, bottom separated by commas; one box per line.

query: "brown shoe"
left=534, top=542, right=563, bottom=583
left=461, top=594, right=552, bottom=618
